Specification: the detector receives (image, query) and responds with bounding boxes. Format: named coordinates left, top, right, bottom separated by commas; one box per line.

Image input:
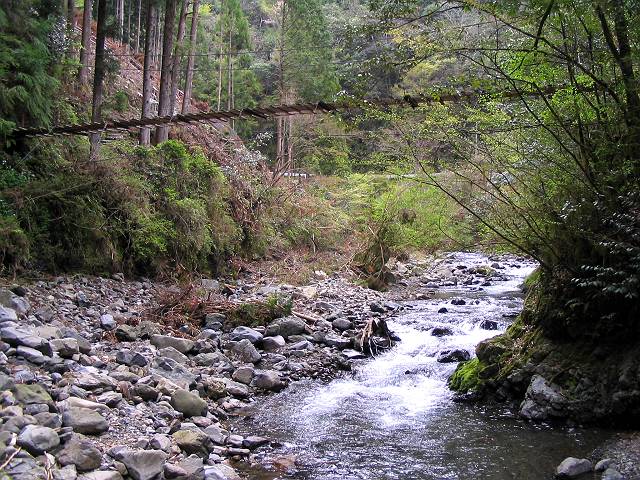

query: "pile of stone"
left=0, top=271, right=399, bottom=480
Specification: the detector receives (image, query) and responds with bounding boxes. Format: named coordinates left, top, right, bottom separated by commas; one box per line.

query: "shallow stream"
left=237, top=253, right=612, bottom=479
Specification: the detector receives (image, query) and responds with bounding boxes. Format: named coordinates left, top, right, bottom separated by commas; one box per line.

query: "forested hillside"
left=1, top=1, right=640, bottom=479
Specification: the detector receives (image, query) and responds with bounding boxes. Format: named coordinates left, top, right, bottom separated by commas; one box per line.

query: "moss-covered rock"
left=448, top=358, right=484, bottom=393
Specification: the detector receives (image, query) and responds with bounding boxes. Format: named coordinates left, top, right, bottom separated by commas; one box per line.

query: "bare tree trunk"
left=216, top=5, right=224, bottom=111
left=78, top=0, right=93, bottom=85
left=227, top=27, right=232, bottom=110
left=66, top=0, right=76, bottom=57
left=90, top=0, right=108, bottom=157
left=155, top=0, right=178, bottom=144
left=181, top=0, right=199, bottom=113
left=169, top=0, right=190, bottom=116
left=135, top=0, right=142, bottom=53
left=127, top=1, right=132, bottom=47
left=141, top=0, right=157, bottom=145
left=117, top=0, right=125, bottom=42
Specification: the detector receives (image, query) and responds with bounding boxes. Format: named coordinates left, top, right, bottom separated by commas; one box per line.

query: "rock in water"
left=170, top=389, right=207, bottom=417
left=62, top=407, right=109, bottom=435
left=602, top=468, right=625, bottom=480
left=116, top=449, right=167, bottom=480
left=436, top=349, right=470, bottom=363
left=520, top=375, right=568, bottom=421
left=251, top=370, right=284, bottom=391
left=555, top=457, right=592, bottom=478
left=17, top=425, right=60, bottom=454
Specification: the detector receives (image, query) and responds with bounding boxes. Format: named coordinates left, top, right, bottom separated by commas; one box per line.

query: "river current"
left=237, top=253, right=611, bottom=479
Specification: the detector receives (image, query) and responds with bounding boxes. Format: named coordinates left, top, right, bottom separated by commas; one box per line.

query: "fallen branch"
left=292, top=310, right=323, bottom=323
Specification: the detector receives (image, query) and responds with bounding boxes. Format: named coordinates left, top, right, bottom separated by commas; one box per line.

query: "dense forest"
left=1, top=0, right=640, bottom=479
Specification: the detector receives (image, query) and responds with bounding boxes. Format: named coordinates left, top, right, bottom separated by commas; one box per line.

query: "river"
left=236, top=253, right=612, bottom=479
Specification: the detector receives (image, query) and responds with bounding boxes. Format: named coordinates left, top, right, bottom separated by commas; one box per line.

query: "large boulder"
left=17, top=425, right=60, bottom=454
left=116, top=449, right=167, bottom=480
left=151, top=335, right=195, bottom=354
left=555, top=457, right=592, bottom=478
left=520, top=375, right=568, bottom=421
left=56, top=434, right=103, bottom=472
left=62, top=407, right=109, bottom=435
left=171, top=389, right=207, bottom=417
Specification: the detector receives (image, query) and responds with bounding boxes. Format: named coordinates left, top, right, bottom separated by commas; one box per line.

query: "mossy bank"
left=449, top=269, right=640, bottom=426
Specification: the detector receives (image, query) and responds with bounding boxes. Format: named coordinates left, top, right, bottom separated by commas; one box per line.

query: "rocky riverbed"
left=0, top=262, right=410, bottom=480
left=0, top=253, right=638, bottom=480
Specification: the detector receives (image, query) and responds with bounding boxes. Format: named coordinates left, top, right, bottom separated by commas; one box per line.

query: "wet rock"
left=479, top=319, right=498, bottom=330
left=251, top=370, right=284, bottom=391
left=555, top=457, right=592, bottom=478
left=342, top=349, right=366, bottom=360
left=231, top=339, right=261, bottom=364
left=171, top=389, right=207, bottom=417
left=602, top=469, right=625, bottom=480
left=595, top=459, right=614, bottom=472
left=173, top=429, right=210, bottom=457
left=116, top=349, right=147, bottom=367
left=62, top=407, right=109, bottom=435
left=17, top=425, right=60, bottom=454
left=437, top=349, right=471, bottom=363
left=437, top=307, right=448, bottom=314
left=150, top=335, right=195, bottom=354
left=56, top=434, right=103, bottom=472
left=520, top=375, right=567, bottom=421
left=262, top=335, right=285, bottom=352
left=230, top=326, right=263, bottom=345
left=431, top=327, right=453, bottom=337
left=115, top=449, right=167, bottom=480
left=203, top=464, right=241, bottom=480
left=243, top=436, right=269, bottom=449
left=203, top=425, right=227, bottom=445
left=451, top=298, right=466, bottom=305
